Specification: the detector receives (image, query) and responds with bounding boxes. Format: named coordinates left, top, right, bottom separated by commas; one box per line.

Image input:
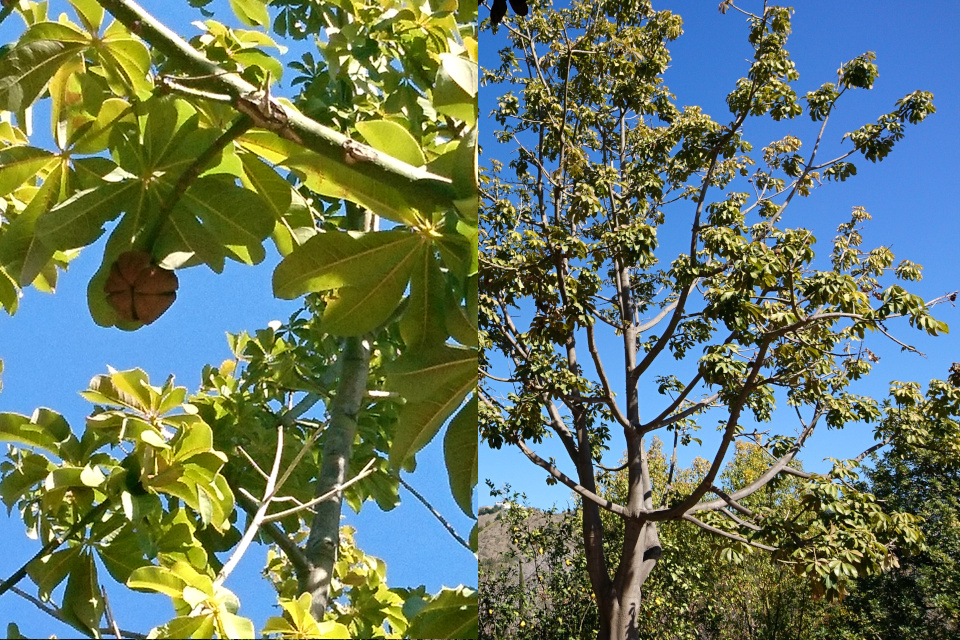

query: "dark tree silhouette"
left=491, top=0, right=528, bottom=26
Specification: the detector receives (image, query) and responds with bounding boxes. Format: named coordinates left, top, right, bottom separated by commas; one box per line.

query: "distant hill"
left=479, top=503, right=578, bottom=582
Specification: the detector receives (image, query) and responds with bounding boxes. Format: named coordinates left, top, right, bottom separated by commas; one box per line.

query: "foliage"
left=822, top=450, right=960, bottom=639
left=0, top=0, right=478, bottom=637
left=479, top=1, right=954, bottom=638
left=479, top=485, right=598, bottom=640
left=480, top=443, right=960, bottom=640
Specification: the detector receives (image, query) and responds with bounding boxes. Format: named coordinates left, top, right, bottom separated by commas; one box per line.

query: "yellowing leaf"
left=356, top=119, right=426, bottom=167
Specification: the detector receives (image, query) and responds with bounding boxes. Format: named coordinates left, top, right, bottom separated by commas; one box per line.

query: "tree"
left=479, top=1, right=957, bottom=638
left=0, top=0, right=478, bottom=637
left=824, top=448, right=960, bottom=639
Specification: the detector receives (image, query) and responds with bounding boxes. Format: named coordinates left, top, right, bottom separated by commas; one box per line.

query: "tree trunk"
left=588, top=433, right=662, bottom=640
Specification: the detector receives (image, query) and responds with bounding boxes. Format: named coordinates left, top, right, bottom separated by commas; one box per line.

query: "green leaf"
left=0, top=266, right=19, bottom=315
left=239, top=153, right=292, bottom=221
left=218, top=612, right=255, bottom=639
left=400, top=249, right=448, bottom=349
left=321, top=277, right=413, bottom=336
left=273, top=229, right=423, bottom=299
left=96, top=526, right=149, bottom=584
left=434, top=54, right=478, bottom=125
left=99, top=31, right=152, bottom=96
left=179, top=175, right=275, bottom=265
left=229, top=0, right=270, bottom=27
left=150, top=615, right=216, bottom=640
left=356, top=119, right=426, bottom=167
left=72, top=98, right=134, bottom=155
left=406, top=586, right=478, bottom=640
left=0, top=409, right=74, bottom=455
left=444, top=276, right=478, bottom=348
left=155, top=206, right=227, bottom=273
left=18, top=21, right=90, bottom=45
left=444, top=395, right=477, bottom=517
left=451, top=125, right=479, bottom=205
left=61, top=551, right=104, bottom=637
left=387, top=345, right=477, bottom=467
left=0, top=146, right=55, bottom=197
left=127, top=565, right=187, bottom=598
left=68, top=0, right=104, bottom=31
left=34, top=181, right=135, bottom=250
left=0, top=39, right=87, bottom=112
left=27, top=546, right=82, bottom=599
left=0, top=452, right=52, bottom=508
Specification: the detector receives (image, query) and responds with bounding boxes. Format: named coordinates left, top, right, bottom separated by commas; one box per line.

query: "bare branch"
left=517, top=439, right=631, bottom=518
left=397, top=475, right=472, bottom=551
left=682, top=515, right=776, bottom=551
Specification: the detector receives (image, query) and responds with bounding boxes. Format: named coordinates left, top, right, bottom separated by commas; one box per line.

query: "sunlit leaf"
left=356, top=119, right=426, bottom=167
left=444, top=395, right=477, bottom=517
left=0, top=39, right=86, bottom=112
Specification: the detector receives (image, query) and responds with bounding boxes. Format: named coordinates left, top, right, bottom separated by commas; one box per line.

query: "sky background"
left=0, top=1, right=476, bottom=636
left=480, top=0, right=960, bottom=511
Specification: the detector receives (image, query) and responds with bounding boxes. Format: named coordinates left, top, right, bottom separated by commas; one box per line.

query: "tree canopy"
left=479, top=1, right=957, bottom=638
left=0, top=0, right=478, bottom=637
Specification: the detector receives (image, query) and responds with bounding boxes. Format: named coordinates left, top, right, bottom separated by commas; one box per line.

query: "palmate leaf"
left=386, top=344, right=477, bottom=468
left=0, top=146, right=55, bottom=197
left=406, top=586, right=478, bottom=640
left=229, top=0, right=270, bottom=27
left=98, top=20, right=152, bottom=96
left=0, top=266, right=18, bottom=314
left=61, top=550, right=104, bottom=637
left=35, top=180, right=137, bottom=250
left=178, top=175, right=275, bottom=265
left=27, top=546, right=82, bottom=600
left=400, top=249, right=448, bottom=349
left=356, top=119, right=426, bottom=167
left=0, top=163, right=62, bottom=287
left=444, top=395, right=478, bottom=517
left=434, top=54, right=478, bottom=125
left=273, top=229, right=425, bottom=334
left=0, top=39, right=86, bottom=112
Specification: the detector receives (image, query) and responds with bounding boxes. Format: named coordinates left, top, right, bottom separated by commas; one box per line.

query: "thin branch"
left=0, top=500, right=111, bottom=598
left=94, top=0, right=457, bottom=206
left=585, top=320, right=631, bottom=429
left=213, top=423, right=285, bottom=590
left=10, top=586, right=147, bottom=639
left=710, top=484, right=756, bottom=518
left=516, top=439, right=631, bottom=519
left=397, top=475, right=472, bottom=551
left=101, top=586, right=122, bottom=639
left=682, top=515, right=776, bottom=551
left=263, top=458, right=377, bottom=523
left=235, top=492, right=311, bottom=578
left=148, top=115, right=253, bottom=247
left=237, top=445, right=271, bottom=481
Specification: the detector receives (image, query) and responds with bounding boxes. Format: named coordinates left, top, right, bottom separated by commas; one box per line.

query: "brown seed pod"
left=104, top=251, right=178, bottom=324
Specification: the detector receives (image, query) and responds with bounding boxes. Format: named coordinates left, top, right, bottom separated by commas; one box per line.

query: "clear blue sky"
left=480, top=0, right=960, bottom=511
left=0, top=1, right=476, bottom=636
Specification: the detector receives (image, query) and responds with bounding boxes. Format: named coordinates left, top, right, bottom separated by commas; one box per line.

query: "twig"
left=397, top=474, right=472, bottom=551
left=0, top=500, right=111, bottom=598
left=213, top=424, right=285, bottom=589
left=101, top=586, right=122, bottom=639
left=147, top=114, right=254, bottom=247
left=263, top=458, right=377, bottom=522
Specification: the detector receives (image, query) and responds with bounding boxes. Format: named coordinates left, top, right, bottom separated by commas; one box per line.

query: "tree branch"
left=301, top=333, right=371, bottom=619
left=397, top=474, right=472, bottom=551
left=516, top=439, right=631, bottom=519
left=94, top=0, right=456, bottom=207
left=681, top=515, right=776, bottom=551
